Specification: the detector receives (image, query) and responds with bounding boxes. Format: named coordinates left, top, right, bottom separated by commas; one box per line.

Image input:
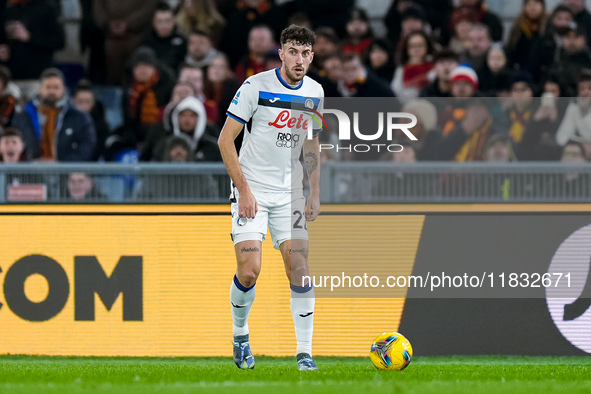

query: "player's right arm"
left=218, top=117, right=258, bottom=219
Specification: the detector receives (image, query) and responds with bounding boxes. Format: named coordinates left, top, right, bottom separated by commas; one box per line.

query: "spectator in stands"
left=339, top=53, right=395, bottom=97
left=137, top=134, right=220, bottom=201
left=368, top=39, right=395, bottom=84
left=141, top=81, right=195, bottom=160
left=311, top=27, right=339, bottom=72
left=556, top=69, right=591, bottom=156
left=448, top=6, right=479, bottom=53
left=504, top=70, right=536, bottom=144
left=0, top=65, right=17, bottom=127
left=385, top=0, right=453, bottom=46
left=12, top=68, right=96, bottom=162
left=204, top=53, right=241, bottom=128
left=461, top=24, right=493, bottom=77
left=528, top=5, right=575, bottom=82
left=563, top=0, right=591, bottom=45
left=478, top=44, right=512, bottom=96
left=483, top=134, right=516, bottom=162
left=312, top=54, right=342, bottom=98
left=234, top=25, right=276, bottom=82
left=162, top=81, right=196, bottom=126
left=106, top=47, right=175, bottom=157
left=385, top=2, right=431, bottom=48
left=162, top=135, right=193, bottom=162
left=544, top=140, right=591, bottom=199
left=176, top=0, right=226, bottom=46
left=420, top=49, right=459, bottom=99
left=93, top=0, right=160, bottom=85
left=73, top=80, right=110, bottom=160
left=506, top=0, right=549, bottom=70
left=0, top=0, right=65, bottom=98
left=141, top=2, right=187, bottom=75
left=518, top=73, right=568, bottom=160
left=553, top=22, right=591, bottom=91
left=184, top=30, right=220, bottom=69
left=399, top=99, right=441, bottom=160
left=476, top=134, right=524, bottom=201
left=141, top=96, right=220, bottom=161
left=457, top=0, right=504, bottom=42
left=219, top=0, right=288, bottom=69
left=391, top=30, right=436, bottom=99
left=398, top=5, right=429, bottom=48
left=125, top=47, right=175, bottom=134
left=342, top=8, right=373, bottom=56
left=437, top=66, right=498, bottom=161
left=178, top=63, right=217, bottom=123
left=0, top=126, right=25, bottom=162
left=66, top=172, right=107, bottom=202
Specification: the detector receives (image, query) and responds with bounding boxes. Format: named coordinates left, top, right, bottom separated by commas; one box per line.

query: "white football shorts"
left=230, top=188, right=309, bottom=250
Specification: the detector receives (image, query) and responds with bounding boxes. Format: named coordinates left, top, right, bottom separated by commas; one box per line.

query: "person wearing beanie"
left=448, top=6, right=479, bottom=53
left=440, top=64, right=479, bottom=136
left=505, top=70, right=536, bottom=144
left=450, top=64, right=479, bottom=93
left=435, top=65, right=500, bottom=162
left=105, top=47, right=176, bottom=158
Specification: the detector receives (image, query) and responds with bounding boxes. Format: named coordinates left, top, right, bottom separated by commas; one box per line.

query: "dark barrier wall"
left=399, top=214, right=591, bottom=356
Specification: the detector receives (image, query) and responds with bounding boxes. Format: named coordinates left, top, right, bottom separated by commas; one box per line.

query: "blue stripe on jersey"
left=259, top=91, right=320, bottom=107
left=226, top=111, right=246, bottom=124
left=275, top=68, right=303, bottom=90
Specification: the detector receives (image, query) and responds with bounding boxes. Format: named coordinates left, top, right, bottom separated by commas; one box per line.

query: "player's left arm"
left=304, top=135, right=321, bottom=221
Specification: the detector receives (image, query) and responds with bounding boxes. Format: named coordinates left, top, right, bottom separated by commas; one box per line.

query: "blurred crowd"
left=0, top=0, right=590, bottom=182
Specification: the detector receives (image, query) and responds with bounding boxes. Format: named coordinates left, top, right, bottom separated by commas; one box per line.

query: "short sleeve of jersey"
left=226, top=78, right=258, bottom=125
left=314, top=85, right=325, bottom=133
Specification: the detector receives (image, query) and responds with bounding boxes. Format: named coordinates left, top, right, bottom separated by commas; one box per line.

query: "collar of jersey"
left=275, top=68, right=303, bottom=90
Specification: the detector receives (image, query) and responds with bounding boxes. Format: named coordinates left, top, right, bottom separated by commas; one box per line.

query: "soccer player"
left=218, top=24, right=323, bottom=371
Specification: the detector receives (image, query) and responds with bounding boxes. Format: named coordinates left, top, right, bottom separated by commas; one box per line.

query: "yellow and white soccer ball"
left=369, top=332, right=413, bottom=371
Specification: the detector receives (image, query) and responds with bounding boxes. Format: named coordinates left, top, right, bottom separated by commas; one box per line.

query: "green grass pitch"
left=0, top=355, right=590, bottom=393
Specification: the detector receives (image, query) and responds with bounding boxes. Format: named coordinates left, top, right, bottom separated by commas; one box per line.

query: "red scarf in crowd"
left=128, top=71, right=161, bottom=125
left=402, top=62, right=434, bottom=89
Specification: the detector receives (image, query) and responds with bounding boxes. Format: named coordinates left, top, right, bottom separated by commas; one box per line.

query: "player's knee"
left=237, top=268, right=259, bottom=287
left=289, top=264, right=308, bottom=284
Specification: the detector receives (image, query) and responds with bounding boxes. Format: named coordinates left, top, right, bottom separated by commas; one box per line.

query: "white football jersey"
left=226, top=68, right=324, bottom=193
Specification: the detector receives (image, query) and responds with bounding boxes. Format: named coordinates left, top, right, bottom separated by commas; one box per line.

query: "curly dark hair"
left=280, top=24, right=316, bottom=47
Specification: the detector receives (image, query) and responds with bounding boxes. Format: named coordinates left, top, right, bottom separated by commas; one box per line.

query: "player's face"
left=279, top=41, right=314, bottom=84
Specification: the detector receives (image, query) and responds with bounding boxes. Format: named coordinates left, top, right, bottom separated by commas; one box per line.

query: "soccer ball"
left=369, top=332, right=413, bottom=371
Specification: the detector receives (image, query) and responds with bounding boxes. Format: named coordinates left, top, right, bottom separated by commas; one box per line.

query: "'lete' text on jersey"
left=227, top=68, right=324, bottom=192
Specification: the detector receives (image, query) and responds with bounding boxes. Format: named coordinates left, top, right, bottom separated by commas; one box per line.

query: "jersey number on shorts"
left=292, top=210, right=307, bottom=230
